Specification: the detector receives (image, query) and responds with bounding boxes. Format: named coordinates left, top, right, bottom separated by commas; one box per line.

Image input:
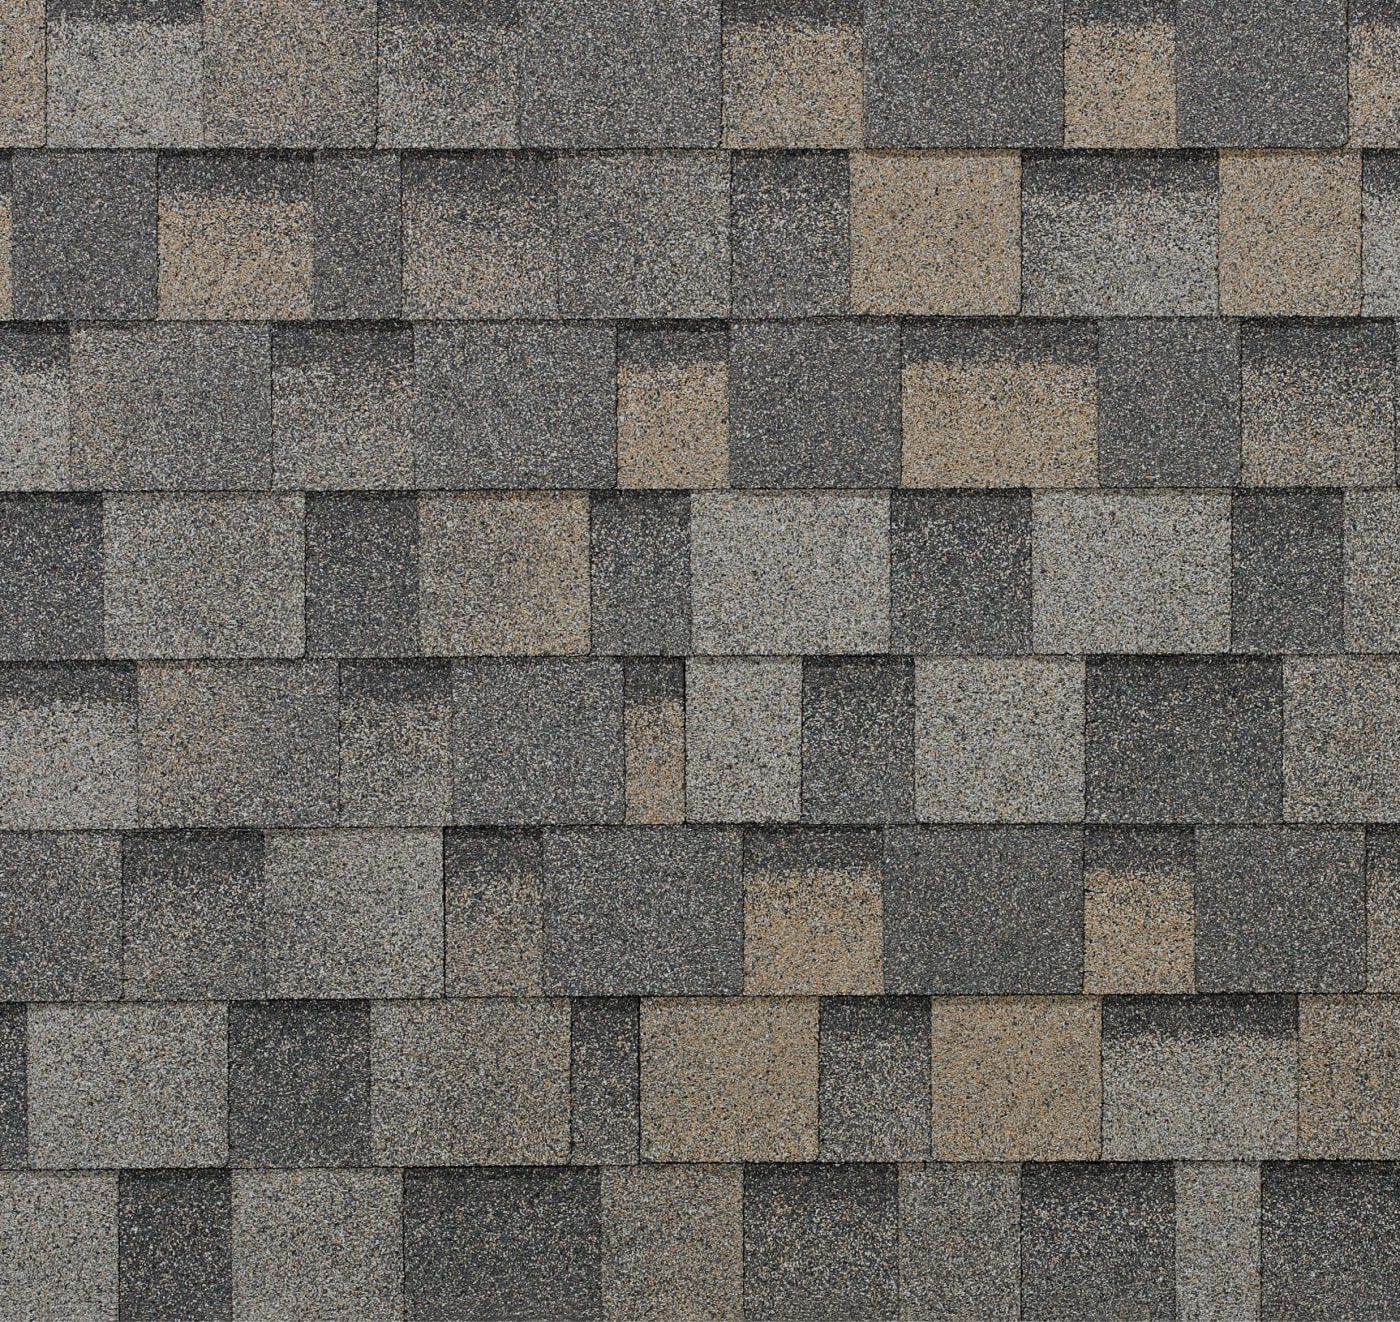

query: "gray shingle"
left=691, top=492, right=890, bottom=654
left=11, top=150, right=157, bottom=318
left=120, top=830, right=265, bottom=1000
left=313, top=151, right=402, bottom=318
left=1097, top=318, right=1241, bottom=487
left=883, top=825, right=1084, bottom=994
left=742, top=1163, right=900, bottom=1322
left=0, top=1172, right=118, bottom=1317
left=899, top=1165, right=1020, bottom=1321
left=339, top=660, right=452, bottom=827
left=1285, top=659, right=1400, bottom=821
left=519, top=0, right=719, bottom=147
left=444, top=828, right=543, bottom=995
left=1020, top=1163, right=1176, bottom=1321
left=453, top=659, right=625, bottom=826
left=70, top=323, right=271, bottom=491
left=818, top=997, right=930, bottom=1161
left=731, top=150, right=850, bottom=316
left=570, top=996, right=639, bottom=1164
left=138, top=662, right=339, bottom=829
left=590, top=491, right=691, bottom=656
left=557, top=151, right=729, bottom=317
left=1261, top=1162, right=1400, bottom=1320
left=118, top=1170, right=232, bottom=1322
left=0, top=494, right=102, bottom=660
left=201, top=0, right=375, bottom=147
left=728, top=320, right=900, bottom=488
left=28, top=1002, right=227, bottom=1168
left=541, top=825, right=743, bottom=994
left=102, top=493, right=305, bottom=659
left=1239, top=319, right=1394, bottom=487
left=0, top=1005, right=25, bottom=1168
left=0, top=324, right=71, bottom=492
left=1085, top=657, right=1284, bottom=824
left=305, top=492, right=419, bottom=657
left=863, top=0, right=1063, bottom=147
left=377, top=0, right=520, bottom=149
left=1102, top=995, right=1299, bottom=1160
left=0, top=661, right=138, bottom=831
left=371, top=998, right=570, bottom=1166
left=1032, top=491, right=1232, bottom=654
left=801, top=657, right=914, bottom=825
left=402, top=151, right=556, bottom=316
left=1196, top=826, right=1365, bottom=992
left=1232, top=488, right=1345, bottom=654
left=413, top=322, right=616, bottom=489
left=262, top=828, right=444, bottom=998
left=45, top=0, right=202, bottom=148
left=890, top=490, right=1031, bottom=655
left=1022, top=151, right=1220, bottom=316
left=232, top=1170, right=402, bottom=1322
left=1176, top=0, right=1347, bottom=146
left=227, top=999, right=371, bottom=1168
left=271, top=323, right=414, bottom=490
left=403, top=1167, right=602, bottom=1321
left=0, top=832, right=119, bottom=1001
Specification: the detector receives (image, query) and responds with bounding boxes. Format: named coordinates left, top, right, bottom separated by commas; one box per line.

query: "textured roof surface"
left=4, top=2, right=1400, bottom=1317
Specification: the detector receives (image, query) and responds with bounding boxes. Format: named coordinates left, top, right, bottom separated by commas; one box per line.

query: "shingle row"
left=11, top=656, right=1400, bottom=826
left=13, top=148, right=1400, bottom=319
left=9, top=824, right=1400, bottom=1000
left=13, top=318, right=1400, bottom=491
left=8, top=993, right=1400, bottom=1168
left=5, top=1159, right=1395, bottom=1319
left=3, top=0, right=1397, bottom=151
left=9, top=487, right=1400, bottom=660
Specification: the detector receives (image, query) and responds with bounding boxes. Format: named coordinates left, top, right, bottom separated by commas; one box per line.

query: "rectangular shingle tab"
left=1022, top=151, right=1219, bottom=315
left=541, top=826, right=742, bottom=995
left=414, top=322, right=616, bottom=488
left=800, top=657, right=914, bottom=824
left=728, top=320, right=900, bottom=488
left=1176, top=0, right=1347, bottom=146
left=589, top=491, right=691, bottom=656
left=1097, top=317, right=1241, bottom=487
left=890, top=490, right=1032, bottom=655
left=1195, top=826, right=1365, bottom=992
left=71, top=323, right=271, bottom=491
left=452, top=659, right=625, bottom=825
left=1086, top=657, right=1284, bottom=824
left=1020, top=1162, right=1176, bottom=1319
left=404, top=1167, right=601, bottom=1321
left=12, top=150, right=157, bottom=318
left=271, top=322, right=413, bottom=489
left=305, top=492, right=419, bottom=657
left=228, top=999, right=371, bottom=1167
left=0, top=494, right=103, bottom=660
left=1232, top=488, right=1345, bottom=654
left=818, top=997, right=930, bottom=1161
left=118, top=1170, right=232, bottom=1321
left=519, top=0, right=719, bottom=147
left=864, top=0, right=1064, bottom=147
left=884, top=825, right=1084, bottom=993
left=731, top=150, right=850, bottom=316
left=570, top=996, right=640, bottom=1164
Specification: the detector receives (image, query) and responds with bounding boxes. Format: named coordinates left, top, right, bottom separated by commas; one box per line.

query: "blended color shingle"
left=0, top=11, right=1397, bottom=1318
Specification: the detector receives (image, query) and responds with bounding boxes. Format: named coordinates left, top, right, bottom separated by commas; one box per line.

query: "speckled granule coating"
left=6, top=4, right=1400, bottom=1315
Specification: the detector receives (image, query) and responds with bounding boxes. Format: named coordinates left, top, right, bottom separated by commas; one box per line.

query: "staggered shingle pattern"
left=6, top=2, right=1400, bottom=1318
